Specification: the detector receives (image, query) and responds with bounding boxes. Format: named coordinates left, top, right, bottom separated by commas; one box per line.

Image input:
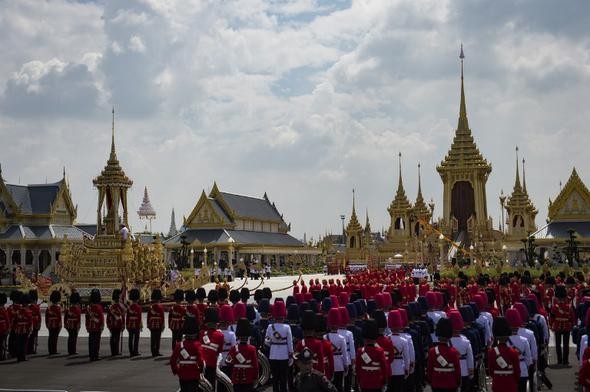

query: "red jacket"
left=295, top=337, right=325, bottom=374
left=580, top=358, right=590, bottom=391
left=29, top=303, right=41, bottom=329
left=550, top=300, right=575, bottom=332
left=186, top=304, right=200, bottom=324
left=427, top=343, right=461, bottom=389
left=0, top=307, right=11, bottom=334
left=322, top=337, right=334, bottom=379
left=8, top=304, right=18, bottom=332
left=170, top=338, right=204, bottom=381
left=376, top=334, right=396, bottom=366
left=199, top=328, right=224, bottom=367
left=126, top=303, right=142, bottom=330
left=225, top=342, right=259, bottom=384
left=85, top=304, right=104, bottom=332
left=487, top=344, right=521, bottom=392
left=355, top=344, right=389, bottom=389
left=107, top=303, right=126, bottom=331
left=64, top=305, right=81, bottom=330
left=169, top=304, right=186, bottom=331
left=147, top=304, right=165, bottom=330
left=46, top=304, right=62, bottom=330
left=196, top=303, right=208, bottom=326
left=14, top=306, right=32, bottom=335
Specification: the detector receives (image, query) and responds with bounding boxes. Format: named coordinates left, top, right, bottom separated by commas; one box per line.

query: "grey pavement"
left=0, top=334, right=581, bottom=392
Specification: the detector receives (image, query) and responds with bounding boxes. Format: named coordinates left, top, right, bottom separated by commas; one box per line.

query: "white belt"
left=434, top=367, right=455, bottom=372
left=179, top=360, right=197, bottom=365
left=234, top=364, right=253, bottom=368
left=494, top=370, right=514, bottom=375
left=361, top=366, right=380, bottom=371
left=203, top=344, right=218, bottom=351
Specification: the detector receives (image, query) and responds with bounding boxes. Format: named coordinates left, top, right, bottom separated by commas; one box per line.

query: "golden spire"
left=413, top=162, right=430, bottom=218
left=437, top=44, right=490, bottom=175
left=514, top=146, right=521, bottom=190
left=522, top=157, right=527, bottom=194
left=346, top=188, right=362, bottom=232
left=110, top=107, right=117, bottom=162
left=458, top=43, right=469, bottom=132
left=389, top=153, right=412, bottom=214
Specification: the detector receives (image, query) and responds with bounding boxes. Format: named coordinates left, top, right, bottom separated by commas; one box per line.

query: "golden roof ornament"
left=506, top=146, right=537, bottom=216
left=346, top=189, right=363, bottom=232
left=388, top=152, right=412, bottom=214
left=413, top=162, right=430, bottom=219
left=437, top=45, right=491, bottom=175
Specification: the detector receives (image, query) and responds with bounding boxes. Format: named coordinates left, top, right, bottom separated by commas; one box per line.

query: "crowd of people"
left=2, top=268, right=590, bottom=392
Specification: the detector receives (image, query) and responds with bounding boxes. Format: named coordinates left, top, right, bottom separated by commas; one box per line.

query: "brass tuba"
left=198, top=374, right=214, bottom=392
left=256, top=350, right=271, bottom=387
left=216, top=366, right=234, bottom=392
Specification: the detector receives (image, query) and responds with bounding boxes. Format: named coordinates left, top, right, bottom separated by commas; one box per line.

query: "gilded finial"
left=522, top=157, right=527, bottom=193
left=458, top=43, right=469, bottom=131
left=417, top=162, right=422, bottom=196
left=352, top=188, right=356, bottom=214
left=514, top=146, right=521, bottom=189
left=110, top=107, right=117, bottom=160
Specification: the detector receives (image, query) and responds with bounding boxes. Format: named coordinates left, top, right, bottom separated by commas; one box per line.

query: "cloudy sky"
left=1, top=0, right=589, bottom=240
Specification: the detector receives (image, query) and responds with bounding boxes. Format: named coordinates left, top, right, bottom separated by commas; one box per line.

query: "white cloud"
left=1, top=0, right=589, bottom=240
left=128, top=35, right=146, bottom=53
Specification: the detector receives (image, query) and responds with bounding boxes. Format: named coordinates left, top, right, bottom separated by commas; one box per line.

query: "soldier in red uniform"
left=185, top=290, right=200, bottom=329
left=488, top=317, right=520, bottom=392
left=64, top=291, right=82, bottom=355
left=196, top=288, right=208, bottom=327
left=170, top=314, right=204, bottom=392
left=0, top=293, right=9, bottom=361
left=200, top=307, right=224, bottom=389
left=86, top=288, right=104, bottom=361
left=317, top=314, right=334, bottom=382
left=550, top=284, right=575, bottom=366
left=27, top=289, right=41, bottom=354
left=427, top=318, right=461, bottom=392
left=544, top=277, right=555, bottom=312
left=148, top=288, right=165, bottom=357
left=295, top=310, right=325, bottom=374
left=64, top=292, right=82, bottom=355
left=126, top=288, right=142, bottom=357
left=225, top=318, right=260, bottom=392
left=169, top=289, right=186, bottom=350
left=7, top=290, right=21, bottom=358
left=107, top=289, right=125, bottom=356
left=355, top=319, right=389, bottom=392
left=46, top=290, right=62, bottom=355
left=14, top=293, right=32, bottom=362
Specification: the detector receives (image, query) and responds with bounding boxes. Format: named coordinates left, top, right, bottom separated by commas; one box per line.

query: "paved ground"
left=0, top=335, right=580, bottom=392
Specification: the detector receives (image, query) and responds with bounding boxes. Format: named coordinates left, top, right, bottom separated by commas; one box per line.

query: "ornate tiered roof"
left=506, top=147, right=537, bottom=217
left=137, top=186, right=156, bottom=218
left=388, top=153, right=412, bottom=215
left=167, top=208, right=178, bottom=237
left=548, top=167, right=590, bottom=221
left=346, top=189, right=363, bottom=233
left=93, top=109, right=133, bottom=189
left=437, top=46, right=491, bottom=175
left=413, top=163, right=430, bottom=218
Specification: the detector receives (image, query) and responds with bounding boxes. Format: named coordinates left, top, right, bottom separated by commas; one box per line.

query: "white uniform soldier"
left=337, top=307, right=355, bottom=392
left=507, top=308, right=533, bottom=392
left=326, top=308, right=350, bottom=392
left=265, top=302, right=293, bottom=392
left=218, top=305, right=237, bottom=378
left=449, top=312, right=474, bottom=392
left=388, top=310, right=410, bottom=392
left=398, top=310, right=416, bottom=377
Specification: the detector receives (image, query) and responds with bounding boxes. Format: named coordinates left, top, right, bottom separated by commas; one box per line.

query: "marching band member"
left=170, top=314, right=204, bottom=392
left=126, top=288, right=142, bottom=357
left=65, top=292, right=82, bottom=355
left=219, top=304, right=237, bottom=377
left=488, top=317, right=520, bottom=392
left=169, top=289, right=187, bottom=350
left=266, top=300, right=293, bottom=392
left=427, top=318, right=461, bottom=392
left=148, top=288, right=165, bottom=357
left=107, top=289, right=125, bottom=356
left=225, top=317, right=260, bottom=392
left=86, top=289, right=104, bottom=361
left=356, top=319, right=389, bottom=392
left=46, top=290, right=62, bottom=356
left=14, top=293, right=32, bottom=362
left=200, top=307, right=224, bottom=389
